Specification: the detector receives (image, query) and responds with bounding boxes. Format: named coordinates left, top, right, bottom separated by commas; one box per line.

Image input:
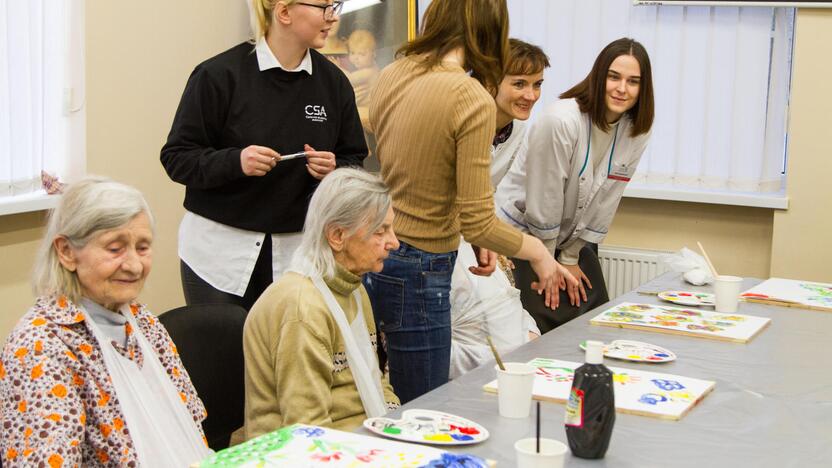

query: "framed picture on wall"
left=321, top=0, right=419, bottom=171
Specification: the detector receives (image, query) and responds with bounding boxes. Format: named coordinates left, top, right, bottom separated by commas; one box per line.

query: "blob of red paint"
left=450, top=424, right=479, bottom=435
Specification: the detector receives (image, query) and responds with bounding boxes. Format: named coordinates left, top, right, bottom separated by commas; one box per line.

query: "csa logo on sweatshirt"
left=305, top=105, right=328, bottom=123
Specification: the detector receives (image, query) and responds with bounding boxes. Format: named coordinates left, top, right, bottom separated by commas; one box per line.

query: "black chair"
left=159, top=303, right=247, bottom=450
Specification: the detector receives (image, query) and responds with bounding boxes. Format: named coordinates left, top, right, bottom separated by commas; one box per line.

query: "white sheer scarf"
left=311, top=277, right=387, bottom=418
left=83, top=304, right=212, bottom=467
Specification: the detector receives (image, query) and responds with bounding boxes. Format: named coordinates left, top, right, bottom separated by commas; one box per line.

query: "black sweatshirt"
left=160, top=42, right=368, bottom=233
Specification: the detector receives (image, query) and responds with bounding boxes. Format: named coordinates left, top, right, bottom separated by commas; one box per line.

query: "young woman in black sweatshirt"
left=161, top=0, right=367, bottom=310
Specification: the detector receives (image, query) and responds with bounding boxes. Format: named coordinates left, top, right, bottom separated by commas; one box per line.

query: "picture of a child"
left=320, top=20, right=351, bottom=70
left=345, top=29, right=380, bottom=108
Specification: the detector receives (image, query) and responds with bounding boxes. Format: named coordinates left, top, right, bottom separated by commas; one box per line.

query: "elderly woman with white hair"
left=243, top=168, right=399, bottom=439
left=0, top=178, right=211, bottom=467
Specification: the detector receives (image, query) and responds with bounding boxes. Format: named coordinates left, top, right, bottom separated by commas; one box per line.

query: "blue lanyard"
left=578, top=115, right=620, bottom=177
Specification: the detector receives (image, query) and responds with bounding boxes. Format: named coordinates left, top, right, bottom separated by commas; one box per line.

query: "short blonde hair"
left=347, top=29, right=376, bottom=52
left=249, top=0, right=299, bottom=42
left=32, top=177, right=154, bottom=304
left=290, top=168, right=390, bottom=280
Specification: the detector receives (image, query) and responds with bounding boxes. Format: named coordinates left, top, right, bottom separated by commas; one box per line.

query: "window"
left=0, top=0, right=85, bottom=215
left=508, top=0, right=793, bottom=208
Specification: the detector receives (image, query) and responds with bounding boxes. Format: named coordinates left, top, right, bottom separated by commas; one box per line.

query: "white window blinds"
left=508, top=0, right=792, bottom=195
left=0, top=0, right=85, bottom=201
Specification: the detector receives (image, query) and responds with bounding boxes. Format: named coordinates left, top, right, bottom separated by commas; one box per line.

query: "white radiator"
left=598, top=245, right=670, bottom=299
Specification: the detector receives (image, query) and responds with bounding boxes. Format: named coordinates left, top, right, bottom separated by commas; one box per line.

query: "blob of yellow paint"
left=423, top=434, right=453, bottom=442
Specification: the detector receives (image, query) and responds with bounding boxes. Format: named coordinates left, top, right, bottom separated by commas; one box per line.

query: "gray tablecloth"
left=359, top=272, right=832, bottom=467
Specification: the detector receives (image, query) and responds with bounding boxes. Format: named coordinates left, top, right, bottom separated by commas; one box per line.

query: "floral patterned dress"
left=0, top=296, right=207, bottom=467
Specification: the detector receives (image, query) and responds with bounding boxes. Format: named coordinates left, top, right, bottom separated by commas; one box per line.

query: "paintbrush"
left=696, top=241, right=719, bottom=277
left=536, top=400, right=541, bottom=453
left=486, top=335, right=505, bottom=371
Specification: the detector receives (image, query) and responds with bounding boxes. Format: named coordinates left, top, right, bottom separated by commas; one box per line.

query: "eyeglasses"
left=296, top=1, right=344, bottom=20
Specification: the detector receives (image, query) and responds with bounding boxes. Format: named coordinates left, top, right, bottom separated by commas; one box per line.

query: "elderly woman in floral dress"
left=0, top=177, right=210, bottom=467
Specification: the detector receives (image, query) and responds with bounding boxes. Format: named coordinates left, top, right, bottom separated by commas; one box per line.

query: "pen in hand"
left=273, top=151, right=306, bottom=161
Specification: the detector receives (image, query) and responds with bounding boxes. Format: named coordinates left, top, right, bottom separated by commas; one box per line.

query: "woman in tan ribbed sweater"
left=365, top=0, right=578, bottom=403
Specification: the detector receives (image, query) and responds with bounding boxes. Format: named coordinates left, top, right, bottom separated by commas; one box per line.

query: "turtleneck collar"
left=323, top=263, right=362, bottom=297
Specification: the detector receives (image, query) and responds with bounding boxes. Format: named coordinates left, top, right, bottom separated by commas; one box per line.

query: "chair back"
left=160, top=303, right=247, bottom=450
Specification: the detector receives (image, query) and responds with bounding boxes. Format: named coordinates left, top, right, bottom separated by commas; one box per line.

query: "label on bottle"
left=565, top=388, right=584, bottom=427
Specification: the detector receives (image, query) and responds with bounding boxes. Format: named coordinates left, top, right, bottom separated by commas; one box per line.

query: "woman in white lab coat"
left=496, top=37, right=655, bottom=333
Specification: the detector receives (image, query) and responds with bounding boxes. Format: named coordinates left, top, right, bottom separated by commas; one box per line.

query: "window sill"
left=623, top=184, right=789, bottom=209
left=0, top=191, right=61, bottom=216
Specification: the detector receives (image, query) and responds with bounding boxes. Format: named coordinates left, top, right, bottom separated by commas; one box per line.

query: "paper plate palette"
left=658, top=290, right=715, bottom=307
left=579, top=339, right=676, bottom=363
left=363, top=409, right=489, bottom=446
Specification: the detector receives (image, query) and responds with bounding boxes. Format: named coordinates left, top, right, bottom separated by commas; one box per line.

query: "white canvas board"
left=197, top=424, right=487, bottom=467
left=741, top=277, right=832, bottom=310
left=589, top=302, right=771, bottom=343
left=484, top=358, right=715, bottom=420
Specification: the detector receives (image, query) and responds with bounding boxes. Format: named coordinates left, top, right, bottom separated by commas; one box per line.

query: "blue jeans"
left=363, top=242, right=457, bottom=404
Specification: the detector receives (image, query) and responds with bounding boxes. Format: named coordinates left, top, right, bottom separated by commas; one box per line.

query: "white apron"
left=84, top=305, right=213, bottom=467
left=311, top=277, right=387, bottom=418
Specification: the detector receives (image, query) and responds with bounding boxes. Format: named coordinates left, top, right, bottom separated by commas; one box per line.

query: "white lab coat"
left=449, top=239, right=540, bottom=380
left=495, top=98, right=650, bottom=255
left=490, top=120, right=527, bottom=187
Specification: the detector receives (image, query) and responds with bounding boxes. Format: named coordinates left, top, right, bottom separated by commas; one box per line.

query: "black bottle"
left=564, top=340, right=615, bottom=459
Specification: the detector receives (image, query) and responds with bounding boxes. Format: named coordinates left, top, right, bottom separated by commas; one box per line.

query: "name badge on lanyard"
left=608, top=163, right=636, bottom=182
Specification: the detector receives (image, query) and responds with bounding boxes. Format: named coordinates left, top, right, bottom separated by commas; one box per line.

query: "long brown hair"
left=560, top=38, right=654, bottom=137
left=397, top=0, right=509, bottom=91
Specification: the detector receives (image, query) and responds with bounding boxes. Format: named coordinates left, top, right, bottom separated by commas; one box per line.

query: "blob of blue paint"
left=651, top=379, right=685, bottom=391
left=639, top=393, right=668, bottom=405
left=451, top=434, right=474, bottom=441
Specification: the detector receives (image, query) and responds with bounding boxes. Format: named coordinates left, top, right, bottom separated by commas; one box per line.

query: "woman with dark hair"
left=366, top=0, right=574, bottom=403
left=497, top=37, right=655, bottom=334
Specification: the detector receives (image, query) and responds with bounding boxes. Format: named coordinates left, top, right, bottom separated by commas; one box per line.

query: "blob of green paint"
left=383, top=426, right=402, bottom=435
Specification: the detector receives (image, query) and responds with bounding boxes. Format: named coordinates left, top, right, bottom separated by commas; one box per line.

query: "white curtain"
left=0, top=0, right=84, bottom=199
left=508, top=0, right=792, bottom=194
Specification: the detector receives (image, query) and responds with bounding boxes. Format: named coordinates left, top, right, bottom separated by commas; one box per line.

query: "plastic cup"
left=496, top=362, right=537, bottom=418
left=514, top=437, right=568, bottom=468
left=714, top=275, right=743, bottom=313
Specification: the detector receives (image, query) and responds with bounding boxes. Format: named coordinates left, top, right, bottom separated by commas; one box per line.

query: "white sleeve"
left=449, top=340, right=493, bottom=380
left=557, top=239, right=586, bottom=265
left=523, top=310, right=541, bottom=338
left=524, top=111, right=579, bottom=256
left=494, top=139, right=529, bottom=230
left=450, top=250, right=492, bottom=380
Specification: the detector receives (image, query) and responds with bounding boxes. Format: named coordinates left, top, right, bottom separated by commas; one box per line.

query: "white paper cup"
left=714, top=275, right=743, bottom=313
left=515, top=437, right=568, bottom=468
left=496, top=362, right=536, bottom=418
